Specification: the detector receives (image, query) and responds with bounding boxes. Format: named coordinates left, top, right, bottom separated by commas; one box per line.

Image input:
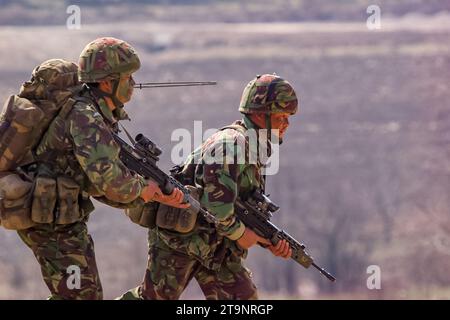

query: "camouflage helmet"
left=78, top=37, right=141, bottom=83
left=239, top=74, right=298, bottom=115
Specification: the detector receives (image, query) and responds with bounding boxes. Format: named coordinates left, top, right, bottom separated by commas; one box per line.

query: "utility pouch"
left=0, top=96, right=44, bottom=171
left=0, top=172, right=35, bottom=230
left=31, top=176, right=57, bottom=224
left=155, top=185, right=200, bottom=234
left=56, top=176, right=81, bottom=225
left=125, top=201, right=159, bottom=229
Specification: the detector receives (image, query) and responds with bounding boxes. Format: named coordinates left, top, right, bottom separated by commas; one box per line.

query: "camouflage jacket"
left=35, top=89, right=146, bottom=216
left=151, top=117, right=266, bottom=270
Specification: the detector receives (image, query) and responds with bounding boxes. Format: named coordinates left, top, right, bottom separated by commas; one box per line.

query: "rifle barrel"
left=312, top=263, right=336, bottom=282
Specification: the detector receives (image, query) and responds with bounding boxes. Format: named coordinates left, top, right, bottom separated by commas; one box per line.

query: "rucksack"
left=0, top=59, right=80, bottom=171
left=0, top=59, right=81, bottom=229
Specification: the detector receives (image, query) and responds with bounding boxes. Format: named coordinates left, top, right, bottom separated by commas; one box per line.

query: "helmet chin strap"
left=107, top=79, right=123, bottom=107
left=265, top=113, right=272, bottom=144
left=244, top=113, right=282, bottom=148
left=90, top=78, right=123, bottom=109
left=246, top=114, right=275, bottom=159
left=266, top=113, right=284, bottom=146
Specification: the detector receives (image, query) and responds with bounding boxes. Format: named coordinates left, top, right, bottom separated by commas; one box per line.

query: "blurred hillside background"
left=0, top=0, right=450, bottom=299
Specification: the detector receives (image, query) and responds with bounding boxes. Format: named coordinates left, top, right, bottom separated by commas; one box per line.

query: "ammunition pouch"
left=125, top=201, right=159, bottom=229
left=0, top=172, right=35, bottom=230
left=0, top=174, right=85, bottom=229
left=56, top=176, right=81, bottom=225
left=31, top=176, right=57, bottom=223
left=155, top=185, right=200, bottom=234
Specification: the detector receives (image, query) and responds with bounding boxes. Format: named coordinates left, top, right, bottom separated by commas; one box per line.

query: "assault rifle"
left=112, top=132, right=219, bottom=225
left=235, top=190, right=336, bottom=282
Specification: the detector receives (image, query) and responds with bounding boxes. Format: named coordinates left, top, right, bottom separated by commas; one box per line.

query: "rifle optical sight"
left=252, top=190, right=280, bottom=213
left=135, top=134, right=162, bottom=157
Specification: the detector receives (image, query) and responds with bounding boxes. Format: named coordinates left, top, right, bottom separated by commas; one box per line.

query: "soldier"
left=16, top=37, right=188, bottom=300
left=120, top=74, right=298, bottom=300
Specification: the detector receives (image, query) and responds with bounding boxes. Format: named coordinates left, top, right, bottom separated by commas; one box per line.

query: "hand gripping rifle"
left=235, top=190, right=336, bottom=282
left=112, top=132, right=219, bottom=225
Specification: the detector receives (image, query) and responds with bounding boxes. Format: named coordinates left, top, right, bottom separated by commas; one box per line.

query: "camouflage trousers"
left=119, top=244, right=258, bottom=300
left=17, top=221, right=103, bottom=300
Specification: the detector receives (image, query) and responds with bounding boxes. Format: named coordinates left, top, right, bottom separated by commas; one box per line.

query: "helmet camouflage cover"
left=78, top=37, right=141, bottom=83
left=239, top=74, right=298, bottom=115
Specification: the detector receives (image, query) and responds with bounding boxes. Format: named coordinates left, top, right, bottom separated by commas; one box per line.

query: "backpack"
left=0, top=59, right=81, bottom=229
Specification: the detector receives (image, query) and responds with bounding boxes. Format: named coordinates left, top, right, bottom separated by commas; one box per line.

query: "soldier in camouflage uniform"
left=17, top=37, right=187, bottom=300
left=120, top=74, right=298, bottom=300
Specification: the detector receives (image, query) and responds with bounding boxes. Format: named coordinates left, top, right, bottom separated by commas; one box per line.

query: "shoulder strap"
left=33, top=95, right=91, bottom=166
left=58, top=97, right=78, bottom=120
left=221, top=123, right=268, bottom=191
left=219, top=123, right=247, bottom=135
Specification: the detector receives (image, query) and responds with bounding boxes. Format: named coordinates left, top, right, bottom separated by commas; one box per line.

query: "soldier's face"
left=270, top=113, right=290, bottom=139
left=115, top=73, right=135, bottom=104
left=249, top=112, right=291, bottom=141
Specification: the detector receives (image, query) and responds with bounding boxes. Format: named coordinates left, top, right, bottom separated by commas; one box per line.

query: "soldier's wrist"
left=226, top=221, right=246, bottom=241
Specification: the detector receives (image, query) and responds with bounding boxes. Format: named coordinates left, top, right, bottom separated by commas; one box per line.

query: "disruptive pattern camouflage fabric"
left=17, top=221, right=102, bottom=300
left=78, top=37, right=141, bottom=83
left=239, top=74, right=298, bottom=115
left=18, top=91, right=146, bottom=299
left=120, top=241, right=258, bottom=300
left=120, top=118, right=266, bottom=300
left=70, top=99, right=144, bottom=202
left=35, top=90, right=145, bottom=204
